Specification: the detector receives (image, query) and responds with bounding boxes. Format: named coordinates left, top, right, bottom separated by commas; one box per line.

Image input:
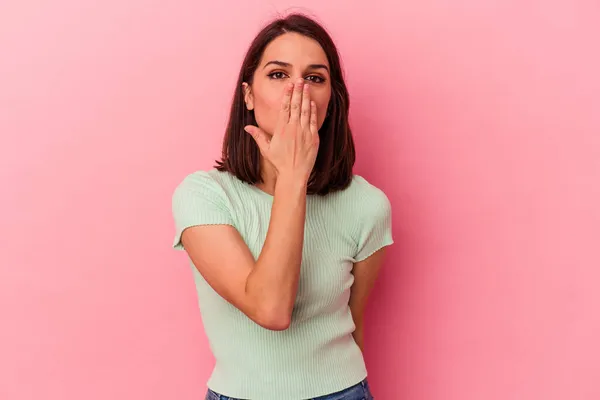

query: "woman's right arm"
left=180, top=173, right=307, bottom=331
left=179, top=79, right=319, bottom=331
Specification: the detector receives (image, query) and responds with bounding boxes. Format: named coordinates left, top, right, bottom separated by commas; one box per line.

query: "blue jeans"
left=205, top=378, right=374, bottom=400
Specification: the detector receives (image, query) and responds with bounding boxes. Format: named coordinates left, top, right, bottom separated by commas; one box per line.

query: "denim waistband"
left=205, top=378, right=373, bottom=400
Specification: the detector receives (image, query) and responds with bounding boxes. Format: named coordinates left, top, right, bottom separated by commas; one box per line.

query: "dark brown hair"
left=214, top=13, right=356, bottom=195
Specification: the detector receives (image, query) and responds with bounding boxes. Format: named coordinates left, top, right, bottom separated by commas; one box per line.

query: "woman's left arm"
left=349, top=247, right=388, bottom=352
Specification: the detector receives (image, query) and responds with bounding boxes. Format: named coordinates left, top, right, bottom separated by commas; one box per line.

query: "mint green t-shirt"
left=171, top=169, right=393, bottom=400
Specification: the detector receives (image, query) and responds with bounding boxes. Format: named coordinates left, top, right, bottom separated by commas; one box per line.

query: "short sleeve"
left=171, top=171, right=235, bottom=250
left=354, top=189, right=394, bottom=262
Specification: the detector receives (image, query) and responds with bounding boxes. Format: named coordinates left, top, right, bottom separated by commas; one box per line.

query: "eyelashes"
left=267, top=71, right=326, bottom=84
left=267, top=71, right=287, bottom=80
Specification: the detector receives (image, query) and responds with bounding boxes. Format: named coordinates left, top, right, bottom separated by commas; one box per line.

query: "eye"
left=267, top=71, right=287, bottom=80
left=306, top=75, right=326, bottom=84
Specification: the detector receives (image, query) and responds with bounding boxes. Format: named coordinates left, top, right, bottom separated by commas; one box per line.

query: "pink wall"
left=1, top=1, right=599, bottom=399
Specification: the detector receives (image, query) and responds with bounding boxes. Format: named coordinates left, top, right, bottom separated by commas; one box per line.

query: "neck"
left=256, top=156, right=278, bottom=196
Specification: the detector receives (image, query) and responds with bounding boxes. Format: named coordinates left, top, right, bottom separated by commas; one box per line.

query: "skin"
left=182, top=74, right=316, bottom=331
left=243, top=32, right=387, bottom=349
left=242, top=32, right=331, bottom=195
left=182, top=32, right=387, bottom=350
left=349, top=248, right=387, bottom=352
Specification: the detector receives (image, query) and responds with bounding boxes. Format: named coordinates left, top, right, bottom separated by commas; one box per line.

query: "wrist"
left=275, top=172, right=308, bottom=194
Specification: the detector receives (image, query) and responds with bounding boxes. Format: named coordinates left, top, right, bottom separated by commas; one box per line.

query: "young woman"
left=171, top=13, right=393, bottom=400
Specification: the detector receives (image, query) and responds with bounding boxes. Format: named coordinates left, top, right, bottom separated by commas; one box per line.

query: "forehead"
left=260, top=32, right=329, bottom=67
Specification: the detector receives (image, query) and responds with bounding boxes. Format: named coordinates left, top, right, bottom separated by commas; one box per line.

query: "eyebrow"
left=263, top=60, right=329, bottom=73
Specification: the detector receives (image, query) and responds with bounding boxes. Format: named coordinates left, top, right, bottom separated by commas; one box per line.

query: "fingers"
left=277, top=82, right=294, bottom=128
left=309, top=101, right=318, bottom=136
left=244, top=125, right=270, bottom=154
left=300, top=82, right=311, bottom=129
left=288, top=78, right=304, bottom=124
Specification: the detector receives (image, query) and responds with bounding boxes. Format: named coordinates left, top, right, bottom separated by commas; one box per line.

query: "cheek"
left=312, top=91, right=331, bottom=129
left=252, top=89, right=281, bottom=135
left=317, top=103, right=328, bottom=126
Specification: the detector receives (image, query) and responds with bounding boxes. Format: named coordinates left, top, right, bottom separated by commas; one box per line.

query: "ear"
left=242, top=82, right=254, bottom=111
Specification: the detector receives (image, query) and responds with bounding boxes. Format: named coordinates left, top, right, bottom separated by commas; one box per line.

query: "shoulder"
left=343, top=175, right=394, bottom=260
left=170, top=169, right=238, bottom=248
left=171, top=168, right=240, bottom=208
left=344, top=174, right=392, bottom=211
left=173, top=168, right=236, bottom=195
left=174, top=168, right=232, bottom=189
left=326, top=174, right=392, bottom=226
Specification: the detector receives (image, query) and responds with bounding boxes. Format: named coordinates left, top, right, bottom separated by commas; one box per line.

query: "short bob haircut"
left=215, top=13, right=356, bottom=196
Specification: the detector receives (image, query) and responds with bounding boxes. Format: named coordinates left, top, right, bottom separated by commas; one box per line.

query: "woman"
left=171, top=13, right=393, bottom=400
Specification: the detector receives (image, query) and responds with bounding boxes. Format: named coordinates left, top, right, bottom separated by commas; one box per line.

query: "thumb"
left=244, top=125, right=270, bottom=154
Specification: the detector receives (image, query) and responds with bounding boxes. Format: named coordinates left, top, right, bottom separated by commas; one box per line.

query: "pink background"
left=1, top=1, right=599, bottom=399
